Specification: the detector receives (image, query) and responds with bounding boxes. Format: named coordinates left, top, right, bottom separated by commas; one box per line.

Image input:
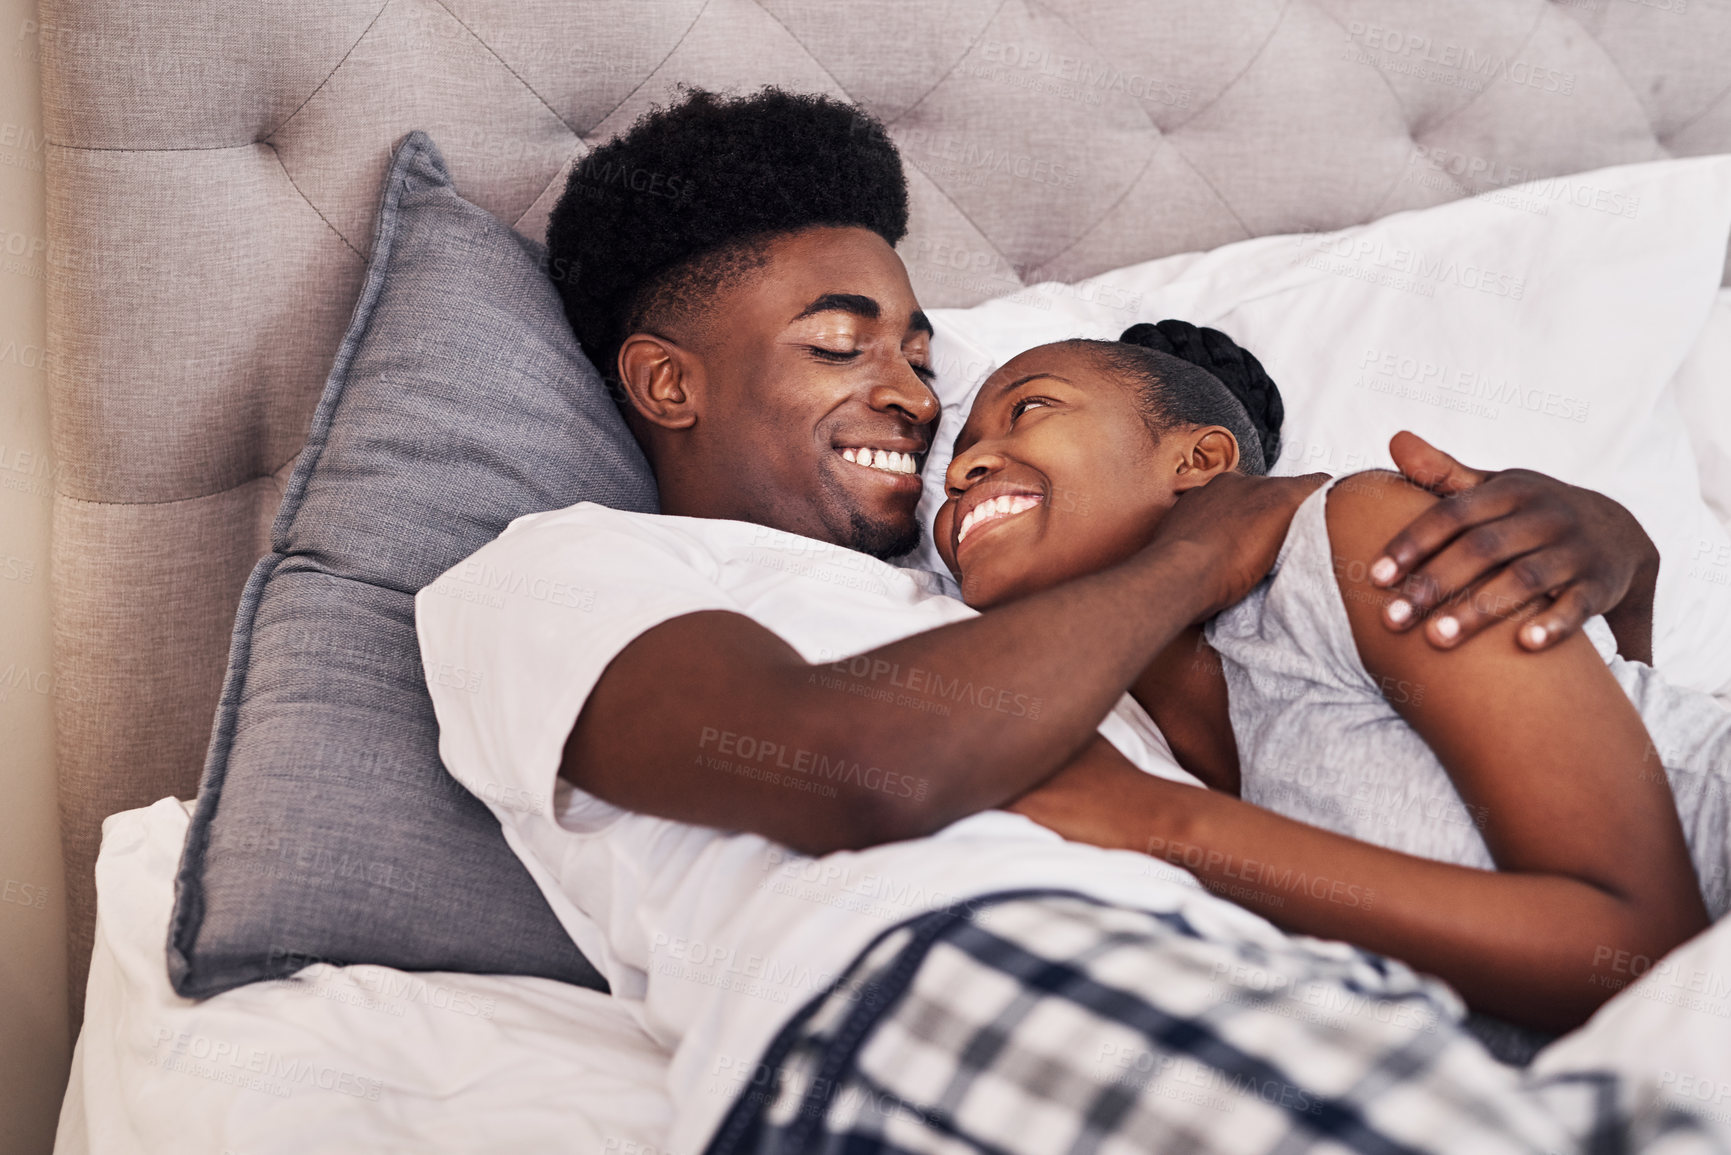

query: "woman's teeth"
left=841, top=447, right=918, bottom=475
left=957, top=494, right=1043, bottom=544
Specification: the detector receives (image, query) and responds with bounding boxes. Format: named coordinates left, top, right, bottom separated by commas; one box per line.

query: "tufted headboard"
left=40, top=0, right=1731, bottom=1020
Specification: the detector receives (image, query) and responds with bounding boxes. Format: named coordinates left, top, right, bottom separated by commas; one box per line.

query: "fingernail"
left=1386, top=599, right=1412, bottom=625
left=1434, top=616, right=1460, bottom=641
left=1370, top=557, right=1397, bottom=585
left=1524, top=623, right=1549, bottom=647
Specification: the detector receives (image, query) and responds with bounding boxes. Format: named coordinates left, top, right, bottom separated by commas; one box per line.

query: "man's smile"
left=839, top=446, right=920, bottom=475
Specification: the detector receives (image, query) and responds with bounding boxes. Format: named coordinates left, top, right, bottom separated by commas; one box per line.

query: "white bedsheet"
left=58, top=794, right=1731, bottom=1151
left=54, top=797, right=677, bottom=1155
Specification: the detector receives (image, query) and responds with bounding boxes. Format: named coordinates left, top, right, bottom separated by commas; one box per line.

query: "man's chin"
left=845, top=508, right=924, bottom=561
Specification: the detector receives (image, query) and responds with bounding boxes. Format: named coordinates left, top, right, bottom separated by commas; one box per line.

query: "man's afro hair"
left=546, top=86, right=910, bottom=381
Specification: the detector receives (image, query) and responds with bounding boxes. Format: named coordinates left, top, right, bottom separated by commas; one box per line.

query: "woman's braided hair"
left=1075, top=319, right=1284, bottom=473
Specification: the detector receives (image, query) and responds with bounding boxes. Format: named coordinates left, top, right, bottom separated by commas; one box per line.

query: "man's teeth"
left=840, top=447, right=918, bottom=475
left=957, top=494, right=1043, bottom=544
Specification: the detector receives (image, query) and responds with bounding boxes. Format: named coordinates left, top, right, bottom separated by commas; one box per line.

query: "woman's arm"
left=1009, top=470, right=1706, bottom=1033
left=1010, top=740, right=1700, bottom=1033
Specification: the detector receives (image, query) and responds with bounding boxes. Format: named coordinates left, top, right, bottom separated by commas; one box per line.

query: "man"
left=416, top=89, right=1695, bottom=1153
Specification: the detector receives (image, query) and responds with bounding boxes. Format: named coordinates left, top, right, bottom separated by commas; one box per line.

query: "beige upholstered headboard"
left=40, top=0, right=1731, bottom=1019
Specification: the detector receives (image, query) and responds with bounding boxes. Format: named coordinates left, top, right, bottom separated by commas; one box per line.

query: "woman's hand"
left=1375, top=431, right=1660, bottom=659
left=1148, top=471, right=1330, bottom=622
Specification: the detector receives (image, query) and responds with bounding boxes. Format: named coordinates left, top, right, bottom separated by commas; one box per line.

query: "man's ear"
left=1172, top=427, right=1241, bottom=492
left=616, top=333, right=701, bottom=431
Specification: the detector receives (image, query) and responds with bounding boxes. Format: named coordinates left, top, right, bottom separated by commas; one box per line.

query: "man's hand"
left=1372, top=431, right=1659, bottom=659
left=1151, top=471, right=1331, bottom=621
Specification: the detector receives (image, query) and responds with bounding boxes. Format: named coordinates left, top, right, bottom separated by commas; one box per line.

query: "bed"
left=57, top=789, right=1731, bottom=1153
left=40, top=0, right=1731, bottom=1149
left=59, top=799, right=678, bottom=1154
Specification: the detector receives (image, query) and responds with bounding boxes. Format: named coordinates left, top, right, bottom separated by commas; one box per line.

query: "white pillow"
left=907, top=156, right=1731, bottom=695
left=1674, top=288, right=1731, bottom=536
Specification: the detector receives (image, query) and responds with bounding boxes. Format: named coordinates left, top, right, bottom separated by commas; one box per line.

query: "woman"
left=932, top=321, right=1731, bottom=1053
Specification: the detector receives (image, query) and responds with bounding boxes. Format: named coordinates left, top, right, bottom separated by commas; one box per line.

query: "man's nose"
left=867, top=370, right=940, bottom=427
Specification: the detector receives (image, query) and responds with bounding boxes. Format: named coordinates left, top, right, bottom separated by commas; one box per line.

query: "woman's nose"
left=945, top=448, right=1001, bottom=498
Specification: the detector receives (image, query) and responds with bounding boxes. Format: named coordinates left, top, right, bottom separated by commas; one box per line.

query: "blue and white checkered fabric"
left=704, top=890, right=1725, bottom=1155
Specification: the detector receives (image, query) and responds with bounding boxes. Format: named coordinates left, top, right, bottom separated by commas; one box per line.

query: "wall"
left=0, top=0, right=72, bottom=1149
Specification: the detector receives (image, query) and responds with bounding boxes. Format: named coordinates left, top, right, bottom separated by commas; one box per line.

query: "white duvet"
left=59, top=794, right=1731, bottom=1152
left=56, top=798, right=677, bottom=1155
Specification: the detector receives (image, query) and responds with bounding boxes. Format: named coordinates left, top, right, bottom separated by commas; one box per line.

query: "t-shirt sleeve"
left=1206, top=479, right=1369, bottom=694
left=414, top=504, right=742, bottom=823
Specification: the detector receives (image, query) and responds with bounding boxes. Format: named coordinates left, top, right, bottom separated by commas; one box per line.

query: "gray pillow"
left=167, top=131, right=656, bottom=997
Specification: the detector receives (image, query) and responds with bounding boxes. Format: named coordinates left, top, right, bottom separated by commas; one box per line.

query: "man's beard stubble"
left=848, top=509, right=924, bottom=562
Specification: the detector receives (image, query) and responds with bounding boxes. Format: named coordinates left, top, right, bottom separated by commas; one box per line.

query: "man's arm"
left=1381, top=431, right=1659, bottom=660
left=564, top=541, right=1214, bottom=857
left=562, top=472, right=1326, bottom=857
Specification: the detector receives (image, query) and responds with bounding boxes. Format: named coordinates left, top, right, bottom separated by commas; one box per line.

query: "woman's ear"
left=616, top=333, right=701, bottom=431
left=1172, top=426, right=1241, bottom=491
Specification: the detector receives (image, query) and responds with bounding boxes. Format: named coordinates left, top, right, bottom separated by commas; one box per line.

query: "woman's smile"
left=953, top=489, right=1045, bottom=555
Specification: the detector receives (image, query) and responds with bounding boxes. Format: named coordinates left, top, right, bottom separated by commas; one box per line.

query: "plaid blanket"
left=702, top=889, right=1723, bottom=1155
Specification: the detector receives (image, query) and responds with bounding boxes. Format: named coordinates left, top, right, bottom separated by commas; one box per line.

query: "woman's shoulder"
left=1319, top=470, right=1443, bottom=564
left=1205, top=470, right=1441, bottom=692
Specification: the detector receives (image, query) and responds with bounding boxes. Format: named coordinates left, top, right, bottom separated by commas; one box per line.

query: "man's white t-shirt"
left=414, top=501, right=1296, bottom=1152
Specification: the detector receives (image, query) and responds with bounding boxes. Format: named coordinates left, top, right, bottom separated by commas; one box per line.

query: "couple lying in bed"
left=416, top=87, right=1731, bottom=1148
